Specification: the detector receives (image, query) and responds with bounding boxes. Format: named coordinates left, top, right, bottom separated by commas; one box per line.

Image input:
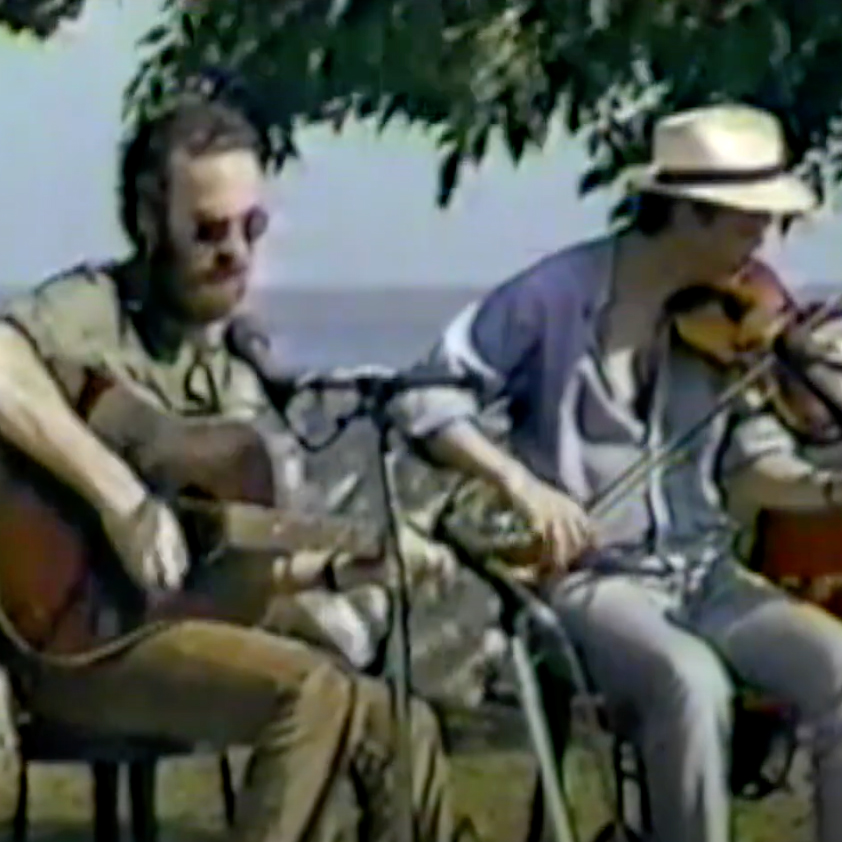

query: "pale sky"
left=1, top=1, right=840, bottom=291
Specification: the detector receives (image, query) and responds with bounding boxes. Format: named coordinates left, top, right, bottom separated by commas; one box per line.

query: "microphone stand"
left=342, top=375, right=416, bottom=842
left=276, top=369, right=480, bottom=842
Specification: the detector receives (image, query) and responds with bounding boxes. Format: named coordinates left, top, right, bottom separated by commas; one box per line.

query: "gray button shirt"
left=395, top=236, right=798, bottom=588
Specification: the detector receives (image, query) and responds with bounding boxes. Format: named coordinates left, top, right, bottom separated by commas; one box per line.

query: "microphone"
left=226, top=314, right=483, bottom=408
left=225, top=315, right=304, bottom=413
left=225, top=314, right=289, bottom=374
left=296, top=368, right=482, bottom=395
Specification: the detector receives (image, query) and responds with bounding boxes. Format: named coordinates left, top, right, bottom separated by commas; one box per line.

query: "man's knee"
left=275, top=654, right=358, bottom=738
left=786, top=609, right=842, bottom=724
left=646, top=646, right=734, bottom=727
left=811, top=641, right=842, bottom=716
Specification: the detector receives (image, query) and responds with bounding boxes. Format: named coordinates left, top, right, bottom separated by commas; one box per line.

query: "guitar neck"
left=179, top=497, right=383, bottom=559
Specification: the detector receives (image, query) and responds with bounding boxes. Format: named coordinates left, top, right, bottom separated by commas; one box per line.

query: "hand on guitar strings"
left=99, top=495, right=189, bottom=594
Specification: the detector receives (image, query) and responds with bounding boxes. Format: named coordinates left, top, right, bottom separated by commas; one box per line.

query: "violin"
left=667, top=259, right=842, bottom=446
left=666, top=261, right=842, bottom=601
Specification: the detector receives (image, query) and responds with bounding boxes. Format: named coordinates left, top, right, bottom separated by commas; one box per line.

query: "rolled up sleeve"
left=1, top=270, right=116, bottom=362
left=0, top=269, right=121, bottom=404
left=718, top=407, right=797, bottom=481
left=1, top=285, right=65, bottom=361
left=392, top=276, right=543, bottom=440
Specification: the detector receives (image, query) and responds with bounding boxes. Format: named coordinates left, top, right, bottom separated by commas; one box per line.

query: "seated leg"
left=129, top=760, right=158, bottom=842
left=219, top=753, right=236, bottom=827
left=695, top=565, right=842, bottom=842
left=550, top=571, right=733, bottom=842
left=12, top=760, right=29, bottom=842
left=93, top=762, right=120, bottom=842
left=26, top=619, right=455, bottom=842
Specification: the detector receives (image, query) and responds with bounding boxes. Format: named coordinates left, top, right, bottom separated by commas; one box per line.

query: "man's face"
left=673, top=201, right=772, bottom=281
left=160, top=148, right=269, bottom=325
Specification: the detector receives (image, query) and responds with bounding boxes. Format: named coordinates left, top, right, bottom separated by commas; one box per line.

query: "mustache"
left=146, top=241, right=251, bottom=282
left=207, top=261, right=249, bottom=281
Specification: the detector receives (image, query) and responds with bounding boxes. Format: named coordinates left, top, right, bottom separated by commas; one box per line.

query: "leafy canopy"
left=0, top=0, right=85, bottom=38
left=116, top=0, right=842, bottom=208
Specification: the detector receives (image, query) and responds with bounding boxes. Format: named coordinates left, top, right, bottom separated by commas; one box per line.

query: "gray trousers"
left=551, top=561, right=842, bottom=842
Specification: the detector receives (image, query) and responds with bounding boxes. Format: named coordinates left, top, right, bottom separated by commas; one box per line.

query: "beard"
left=146, top=238, right=249, bottom=326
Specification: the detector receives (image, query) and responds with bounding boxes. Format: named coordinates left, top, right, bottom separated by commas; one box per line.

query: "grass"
left=0, top=740, right=814, bottom=841
left=560, top=744, right=814, bottom=842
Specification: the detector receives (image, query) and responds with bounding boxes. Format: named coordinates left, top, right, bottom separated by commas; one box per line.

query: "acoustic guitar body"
left=0, top=369, right=278, bottom=660
left=754, top=509, right=842, bottom=614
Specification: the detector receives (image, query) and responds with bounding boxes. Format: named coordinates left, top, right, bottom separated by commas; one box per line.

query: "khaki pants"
left=25, top=611, right=454, bottom=842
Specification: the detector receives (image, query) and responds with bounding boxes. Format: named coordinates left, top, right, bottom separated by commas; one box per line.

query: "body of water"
left=257, top=281, right=842, bottom=370
left=2, top=278, right=838, bottom=371
left=253, top=286, right=483, bottom=369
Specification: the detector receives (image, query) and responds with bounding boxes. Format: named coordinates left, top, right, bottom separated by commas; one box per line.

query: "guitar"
left=0, top=366, right=383, bottom=662
left=751, top=508, right=842, bottom=615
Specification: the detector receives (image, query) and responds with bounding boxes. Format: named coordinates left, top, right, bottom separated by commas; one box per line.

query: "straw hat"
left=622, top=104, right=817, bottom=215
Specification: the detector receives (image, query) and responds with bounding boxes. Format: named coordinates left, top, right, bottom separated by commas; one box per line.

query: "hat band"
left=654, top=164, right=785, bottom=186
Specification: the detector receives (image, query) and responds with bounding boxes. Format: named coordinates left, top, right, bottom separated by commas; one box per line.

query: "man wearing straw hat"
left=398, top=104, right=842, bottom=841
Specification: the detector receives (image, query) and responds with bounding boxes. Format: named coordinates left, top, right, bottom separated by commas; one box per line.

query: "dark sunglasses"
left=193, top=206, right=269, bottom=247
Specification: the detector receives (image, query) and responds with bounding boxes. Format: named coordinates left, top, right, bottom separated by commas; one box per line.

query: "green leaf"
left=437, top=145, right=463, bottom=208
left=327, top=0, right=353, bottom=25
left=378, top=93, right=408, bottom=130
left=504, top=121, right=529, bottom=162
left=138, top=23, right=170, bottom=48
left=180, top=12, right=196, bottom=44
left=123, top=56, right=154, bottom=118
left=469, top=122, right=491, bottom=162
left=565, top=80, right=584, bottom=134
left=609, top=195, right=636, bottom=226
left=578, top=163, right=617, bottom=196
left=354, top=96, right=379, bottom=119
left=148, top=76, right=165, bottom=108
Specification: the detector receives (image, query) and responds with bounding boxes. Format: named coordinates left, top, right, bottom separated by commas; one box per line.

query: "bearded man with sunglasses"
left=0, top=99, right=457, bottom=842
